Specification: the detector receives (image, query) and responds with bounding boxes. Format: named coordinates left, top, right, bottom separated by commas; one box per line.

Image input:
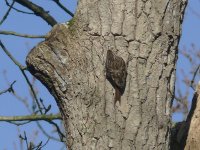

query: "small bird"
left=105, top=50, right=127, bottom=104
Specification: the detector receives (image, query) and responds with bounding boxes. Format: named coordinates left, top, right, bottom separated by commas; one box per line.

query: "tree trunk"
left=26, top=0, right=187, bottom=149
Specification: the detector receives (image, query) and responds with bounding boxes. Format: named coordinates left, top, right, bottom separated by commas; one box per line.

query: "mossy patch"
left=67, top=17, right=76, bottom=27
left=67, top=17, right=77, bottom=35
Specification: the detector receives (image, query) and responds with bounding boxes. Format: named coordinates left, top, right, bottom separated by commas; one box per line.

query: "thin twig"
left=0, top=30, right=46, bottom=38
left=21, top=70, right=43, bottom=114
left=32, top=138, right=49, bottom=150
left=36, top=121, right=61, bottom=142
left=190, top=65, right=200, bottom=90
left=19, top=132, right=29, bottom=149
left=8, top=120, right=31, bottom=126
left=0, top=80, right=16, bottom=95
left=52, top=0, right=74, bottom=17
left=0, top=40, right=43, bottom=114
left=40, top=98, right=51, bottom=114
left=47, top=120, right=65, bottom=141
left=5, top=0, right=34, bottom=14
left=36, top=138, right=49, bottom=150
left=0, top=0, right=15, bottom=25
left=3, top=71, right=32, bottom=113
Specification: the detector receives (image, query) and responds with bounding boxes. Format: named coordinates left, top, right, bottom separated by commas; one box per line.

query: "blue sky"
left=0, top=0, right=200, bottom=149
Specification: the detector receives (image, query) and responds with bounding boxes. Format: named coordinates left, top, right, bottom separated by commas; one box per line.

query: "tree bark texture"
left=26, top=0, right=187, bottom=149
left=184, top=82, right=200, bottom=150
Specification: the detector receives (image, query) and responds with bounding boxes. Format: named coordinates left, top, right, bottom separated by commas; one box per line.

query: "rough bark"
left=26, top=0, right=187, bottom=149
left=183, top=82, right=200, bottom=150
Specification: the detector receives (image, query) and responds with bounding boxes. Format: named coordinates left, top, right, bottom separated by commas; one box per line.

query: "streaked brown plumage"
left=106, top=50, right=127, bottom=104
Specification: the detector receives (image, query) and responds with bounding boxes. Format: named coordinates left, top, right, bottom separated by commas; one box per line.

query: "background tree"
left=0, top=0, right=200, bottom=149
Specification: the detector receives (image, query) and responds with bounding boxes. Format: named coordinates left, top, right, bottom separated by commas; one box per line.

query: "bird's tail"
left=115, top=88, right=121, bottom=105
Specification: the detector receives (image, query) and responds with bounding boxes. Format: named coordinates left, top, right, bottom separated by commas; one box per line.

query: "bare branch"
left=40, top=98, right=51, bottom=114
left=52, top=0, right=74, bottom=17
left=46, top=120, right=65, bottom=142
left=0, top=40, right=43, bottom=114
left=190, top=65, right=200, bottom=90
left=36, top=121, right=61, bottom=142
left=0, top=55, right=67, bottom=142
left=0, top=0, right=15, bottom=25
left=0, top=30, right=46, bottom=38
left=15, top=0, right=57, bottom=26
left=3, top=70, right=32, bottom=113
left=8, top=120, right=31, bottom=126
left=21, top=70, right=43, bottom=114
left=0, top=114, right=62, bottom=122
left=19, top=132, right=29, bottom=149
left=32, top=138, right=49, bottom=150
left=0, top=80, right=16, bottom=95
left=19, top=131, right=50, bottom=149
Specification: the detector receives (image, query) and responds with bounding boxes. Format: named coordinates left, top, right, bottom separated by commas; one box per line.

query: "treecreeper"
left=105, top=50, right=127, bottom=104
